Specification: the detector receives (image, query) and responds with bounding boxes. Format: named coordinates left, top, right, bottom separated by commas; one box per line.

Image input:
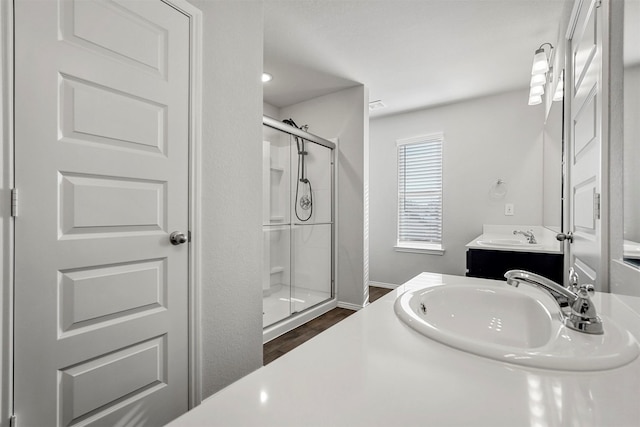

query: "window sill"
left=394, top=244, right=445, bottom=255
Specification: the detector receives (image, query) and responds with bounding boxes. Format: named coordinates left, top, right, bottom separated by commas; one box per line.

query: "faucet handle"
left=577, top=283, right=595, bottom=298
left=566, top=282, right=603, bottom=334
left=568, top=268, right=580, bottom=293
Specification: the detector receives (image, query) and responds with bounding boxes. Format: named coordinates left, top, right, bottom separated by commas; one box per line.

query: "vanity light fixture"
left=528, top=42, right=554, bottom=106
left=530, top=73, right=546, bottom=87
left=262, top=72, right=273, bottom=83
left=530, top=85, right=544, bottom=97
left=528, top=95, right=542, bottom=106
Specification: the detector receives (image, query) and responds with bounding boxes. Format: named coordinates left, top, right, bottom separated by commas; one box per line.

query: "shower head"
left=283, top=118, right=298, bottom=128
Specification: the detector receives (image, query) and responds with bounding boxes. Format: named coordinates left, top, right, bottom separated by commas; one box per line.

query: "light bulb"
left=530, top=73, right=546, bottom=87
left=530, top=85, right=544, bottom=97
left=531, top=48, right=549, bottom=75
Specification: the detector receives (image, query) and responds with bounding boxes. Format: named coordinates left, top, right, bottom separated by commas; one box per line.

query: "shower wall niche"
left=262, top=116, right=335, bottom=333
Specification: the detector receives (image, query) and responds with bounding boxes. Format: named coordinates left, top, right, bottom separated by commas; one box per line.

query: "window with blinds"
left=396, top=134, right=443, bottom=253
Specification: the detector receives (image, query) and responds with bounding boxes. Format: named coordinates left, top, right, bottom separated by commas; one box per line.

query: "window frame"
left=395, top=133, right=444, bottom=255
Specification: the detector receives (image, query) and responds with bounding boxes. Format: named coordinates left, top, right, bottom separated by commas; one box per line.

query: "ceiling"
left=263, top=0, right=568, bottom=118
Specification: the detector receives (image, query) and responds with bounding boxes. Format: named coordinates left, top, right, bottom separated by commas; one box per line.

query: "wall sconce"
left=528, top=42, right=554, bottom=106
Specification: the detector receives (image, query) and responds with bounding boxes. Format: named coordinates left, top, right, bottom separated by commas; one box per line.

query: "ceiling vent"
left=368, top=100, right=387, bottom=111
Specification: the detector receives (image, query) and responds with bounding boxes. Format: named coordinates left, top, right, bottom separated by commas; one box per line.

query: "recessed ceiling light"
left=369, top=100, right=387, bottom=111
left=262, top=73, right=273, bottom=83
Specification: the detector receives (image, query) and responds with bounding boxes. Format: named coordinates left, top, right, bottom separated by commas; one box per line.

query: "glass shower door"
left=262, top=119, right=335, bottom=330
left=290, top=137, right=333, bottom=313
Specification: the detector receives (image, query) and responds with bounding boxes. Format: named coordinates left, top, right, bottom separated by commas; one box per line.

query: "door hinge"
left=10, top=188, right=18, bottom=217
left=595, top=0, right=602, bottom=8
left=9, top=414, right=16, bottom=427
left=594, top=192, right=601, bottom=220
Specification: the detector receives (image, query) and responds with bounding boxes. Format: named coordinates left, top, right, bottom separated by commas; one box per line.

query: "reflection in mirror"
left=623, top=0, right=640, bottom=268
left=543, top=88, right=563, bottom=233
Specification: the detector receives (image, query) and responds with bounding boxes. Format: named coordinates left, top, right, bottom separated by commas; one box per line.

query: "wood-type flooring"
left=263, top=286, right=393, bottom=365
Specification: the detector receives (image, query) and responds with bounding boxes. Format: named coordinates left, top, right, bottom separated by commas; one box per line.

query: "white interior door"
left=13, top=0, right=191, bottom=425
left=566, top=0, right=607, bottom=290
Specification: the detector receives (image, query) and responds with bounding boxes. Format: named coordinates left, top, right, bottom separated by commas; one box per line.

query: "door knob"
left=556, top=232, right=574, bottom=243
left=170, top=231, right=188, bottom=245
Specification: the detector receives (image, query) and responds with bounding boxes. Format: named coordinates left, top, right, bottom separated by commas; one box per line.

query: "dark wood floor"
left=263, top=286, right=393, bottom=365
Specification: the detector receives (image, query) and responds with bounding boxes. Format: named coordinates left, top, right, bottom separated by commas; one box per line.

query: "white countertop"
left=466, top=225, right=562, bottom=254
left=168, top=273, right=640, bottom=427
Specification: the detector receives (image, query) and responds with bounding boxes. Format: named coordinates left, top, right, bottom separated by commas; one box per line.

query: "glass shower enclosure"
left=262, top=116, right=335, bottom=334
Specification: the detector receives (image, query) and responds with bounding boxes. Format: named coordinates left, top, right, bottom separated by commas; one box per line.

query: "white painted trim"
left=396, top=132, right=445, bottom=147
left=599, top=0, right=611, bottom=292
left=0, top=1, right=14, bottom=425
left=566, top=0, right=584, bottom=40
left=161, top=0, right=204, bottom=409
left=337, top=301, right=364, bottom=311
left=369, top=281, right=399, bottom=290
left=394, top=244, right=445, bottom=255
left=263, top=299, right=338, bottom=344
left=332, top=138, right=340, bottom=303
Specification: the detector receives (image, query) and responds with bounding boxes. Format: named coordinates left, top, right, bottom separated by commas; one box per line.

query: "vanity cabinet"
left=466, top=249, right=564, bottom=285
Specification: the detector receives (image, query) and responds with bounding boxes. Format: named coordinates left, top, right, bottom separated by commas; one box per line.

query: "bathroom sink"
left=476, top=238, right=540, bottom=248
left=394, top=283, right=640, bottom=371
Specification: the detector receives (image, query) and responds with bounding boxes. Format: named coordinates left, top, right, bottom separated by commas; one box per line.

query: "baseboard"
left=263, top=299, right=338, bottom=344
left=337, top=301, right=364, bottom=311
left=368, top=281, right=399, bottom=289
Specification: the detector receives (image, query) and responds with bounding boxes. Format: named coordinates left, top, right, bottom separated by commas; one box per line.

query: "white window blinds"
left=397, top=134, right=443, bottom=250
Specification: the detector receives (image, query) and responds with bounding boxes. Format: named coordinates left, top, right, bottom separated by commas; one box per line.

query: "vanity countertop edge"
left=466, top=224, right=563, bottom=254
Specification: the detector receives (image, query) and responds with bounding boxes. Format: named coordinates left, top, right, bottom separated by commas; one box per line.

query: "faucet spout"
left=513, top=229, right=537, bottom=244
left=504, top=269, right=603, bottom=335
left=504, top=269, right=575, bottom=301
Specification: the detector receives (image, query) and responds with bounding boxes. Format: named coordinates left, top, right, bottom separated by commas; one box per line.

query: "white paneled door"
left=13, top=0, right=191, bottom=425
left=567, top=0, right=606, bottom=290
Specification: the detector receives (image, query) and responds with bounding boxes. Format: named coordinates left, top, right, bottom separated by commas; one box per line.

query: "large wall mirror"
left=543, top=93, right=563, bottom=233
left=623, top=0, right=640, bottom=269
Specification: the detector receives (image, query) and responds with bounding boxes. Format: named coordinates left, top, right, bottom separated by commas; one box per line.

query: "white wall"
left=369, top=89, right=545, bottom=285
left=188, top=0, right=264, bottom=398
left=280, top=85, right=370, bottom=308
left=264, top=102, right=280, bottom=118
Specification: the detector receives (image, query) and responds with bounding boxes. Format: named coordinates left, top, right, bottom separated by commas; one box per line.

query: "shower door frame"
left=262, top=116, right=337, bottom=341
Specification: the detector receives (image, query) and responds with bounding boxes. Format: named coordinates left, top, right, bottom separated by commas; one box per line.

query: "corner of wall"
left=190, top=0, right=264, bottom=399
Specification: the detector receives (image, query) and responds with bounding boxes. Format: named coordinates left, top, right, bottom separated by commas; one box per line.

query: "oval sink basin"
left=477, top=239, right=540, bottom=248
left=394, top=284, right=640, bottom=371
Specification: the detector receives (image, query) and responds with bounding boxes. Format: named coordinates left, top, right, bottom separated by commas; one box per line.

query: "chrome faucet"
left=513, top=229, right=537, bottom=244
left=504, top=269, right=603, bottom=334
